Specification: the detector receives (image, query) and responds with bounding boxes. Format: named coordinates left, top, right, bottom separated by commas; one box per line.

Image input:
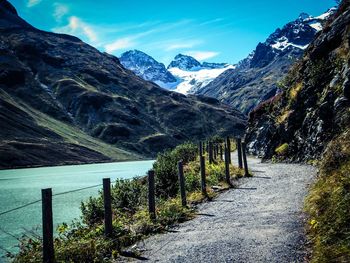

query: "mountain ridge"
left=195, top=8, right=336, bottom=114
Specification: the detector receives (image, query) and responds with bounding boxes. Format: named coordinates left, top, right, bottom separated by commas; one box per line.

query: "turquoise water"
left=0, top=160, right=154, bottom=261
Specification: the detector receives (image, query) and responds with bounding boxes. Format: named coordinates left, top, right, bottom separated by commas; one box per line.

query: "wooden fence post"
left=213, top=143, right=217, bottom=160
left=236, top=138, right=243, bottom=169
left=208, top=141, right=213, bottom=164
left=42, top=188, right=54, bottom=263
left=200, top=155, right=207, bottom=196
left=148, top=170, right=156, bottom=220
left=226, top=137, right=231, bottom=163
left=202, top=141, right=205, bottom=155
left=224, top=146, right=231, bottom=186
left=241, top=142, right=250, bottom=177
left=103, top=178, right=113, bottom=237
left=219, top=145, right=223, bottom=161
left=199, top=141, right=203, bottom=156
left=177, top=161, right=187, bottom=207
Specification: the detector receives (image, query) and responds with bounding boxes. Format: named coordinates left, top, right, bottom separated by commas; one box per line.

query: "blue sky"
left=11, top=0, right=336, bottom=65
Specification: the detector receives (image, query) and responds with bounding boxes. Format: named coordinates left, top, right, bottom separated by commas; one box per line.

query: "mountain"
left=245, top=4, right=349, bottom=161
left=119, top=50, right=177, bottom=89
left=0, top=1, right=247, bottom=169
left=196, top=8, right=337, bottom=114
left=168, top=63, right=235, bottom=94
left=121, top=51, right=235, bottom=94
left=167, top=54, right=235, bottom=94
left=167, top=54, right=202, bottom=71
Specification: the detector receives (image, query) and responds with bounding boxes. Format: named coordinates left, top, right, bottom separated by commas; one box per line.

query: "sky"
left=11, top=0, right=336, bottom=65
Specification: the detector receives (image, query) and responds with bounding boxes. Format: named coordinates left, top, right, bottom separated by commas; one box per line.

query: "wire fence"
left=0, top=181, right=109, bottom=259
left=0, top=183, right=105, bottom=218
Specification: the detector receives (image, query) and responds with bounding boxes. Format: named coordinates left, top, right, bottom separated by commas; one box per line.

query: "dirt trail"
left=126, top=153, right=316, bottom=262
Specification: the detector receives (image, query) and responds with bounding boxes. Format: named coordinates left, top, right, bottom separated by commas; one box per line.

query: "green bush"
left=81, top=196, right=104, bottom=226
left=81, top=178, right=147, bottom=226
left=153, top=142, right=197, bottom=198
left=110, top=178, right=147, bottom=213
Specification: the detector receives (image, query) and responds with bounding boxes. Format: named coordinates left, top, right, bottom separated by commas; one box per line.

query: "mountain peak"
left=119, top=49, right=177, bottom=87
left=298, top=12, right=311, bottom=20
left=168, top=54, right=201, bottom=70
left=0, top=0, right=18, bottom=15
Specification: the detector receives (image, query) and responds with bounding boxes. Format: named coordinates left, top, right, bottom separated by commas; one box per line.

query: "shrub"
left=110, top=178, right=147, bottom=213
left=153, top=142, right=197, bottom=198
left=81, top=178, right=147, bottom=226
left=81, top=196, right=104, bottom=226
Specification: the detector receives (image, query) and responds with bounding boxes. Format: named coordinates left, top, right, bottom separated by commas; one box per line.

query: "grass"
left=275, top=143, right=289, bottom=156
left=305, top=130, right=350, bottom=262
left=289, top=82, right=303, bottom=102
left=276, top=110, right=292, bottom=124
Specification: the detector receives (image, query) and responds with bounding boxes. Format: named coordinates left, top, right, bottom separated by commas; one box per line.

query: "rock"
left=343, top=78, right=350, bottom=99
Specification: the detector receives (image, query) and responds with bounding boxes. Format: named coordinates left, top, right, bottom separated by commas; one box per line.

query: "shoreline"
left=0, top=157, right=154, bottom=171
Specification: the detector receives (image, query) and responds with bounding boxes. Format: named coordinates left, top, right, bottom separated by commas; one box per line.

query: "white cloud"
left=199, top=18, right=225, bottom=26
left=53, top=16, right=98, bottom=43
left=185, top=51, right=220, bottom=61
left=165, top=40, right=203, bottom=51
left=53, top=3, right=69, bottom=22
left=104, top=19, right=193, bottom=54
left=105, top=38, right=136, bottom=53
left=27, top=0, right=42, bottom=7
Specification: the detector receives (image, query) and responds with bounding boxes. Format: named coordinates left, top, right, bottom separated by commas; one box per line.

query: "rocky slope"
left=196, top=8, right=336, bottom=114
left=119, top=50, right=178, bottom=89
left=0, top=0, right=246, bottom=169
left=245, top=3, right=350, bottom=161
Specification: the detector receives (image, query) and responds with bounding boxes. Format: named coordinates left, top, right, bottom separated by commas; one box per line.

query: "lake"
left=0, top=160, right=154, bottom=261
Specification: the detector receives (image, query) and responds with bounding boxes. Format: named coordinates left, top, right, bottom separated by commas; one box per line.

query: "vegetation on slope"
left=11, top=142, right=243, bottom=262
left=305, top=130, right=350, bottom=262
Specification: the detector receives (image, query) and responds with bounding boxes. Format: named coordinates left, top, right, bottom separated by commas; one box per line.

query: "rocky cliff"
left=245, top=3, right=350, bottom=161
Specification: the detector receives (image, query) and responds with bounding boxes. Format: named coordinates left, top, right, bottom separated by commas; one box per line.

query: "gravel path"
left=126, top=153, right=317, bottom=262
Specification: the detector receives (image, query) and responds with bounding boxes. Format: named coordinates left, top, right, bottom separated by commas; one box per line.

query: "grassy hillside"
left=0, top=88, right=140, bottom=169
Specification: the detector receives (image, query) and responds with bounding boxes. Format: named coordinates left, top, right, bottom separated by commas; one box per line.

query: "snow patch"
left=271, top=37, right=308, bottom=51
left=169, top=65, right=235, bottom=94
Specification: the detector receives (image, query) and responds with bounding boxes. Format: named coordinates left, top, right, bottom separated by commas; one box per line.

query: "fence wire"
left=0, top=199, right=41, bottom=217
left=0, top=182, right=106, bottom=217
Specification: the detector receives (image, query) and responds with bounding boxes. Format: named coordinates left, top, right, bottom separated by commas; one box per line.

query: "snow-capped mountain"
left=238, top=7, right=337, bottom=70
left=119, top=50, right=177, bottom=88
left=197, top=8, right=337, bottom=114
left=120, top=51, right=234, bottom=94
left=166, top=54, right=234, bottom=94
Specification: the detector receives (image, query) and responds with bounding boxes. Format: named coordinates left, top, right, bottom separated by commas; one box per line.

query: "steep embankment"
left=0, top=1, right=246, bottom=169
left=245, top=1, right=350, bottom=261
left=246, top=3, right=350, bottom=161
